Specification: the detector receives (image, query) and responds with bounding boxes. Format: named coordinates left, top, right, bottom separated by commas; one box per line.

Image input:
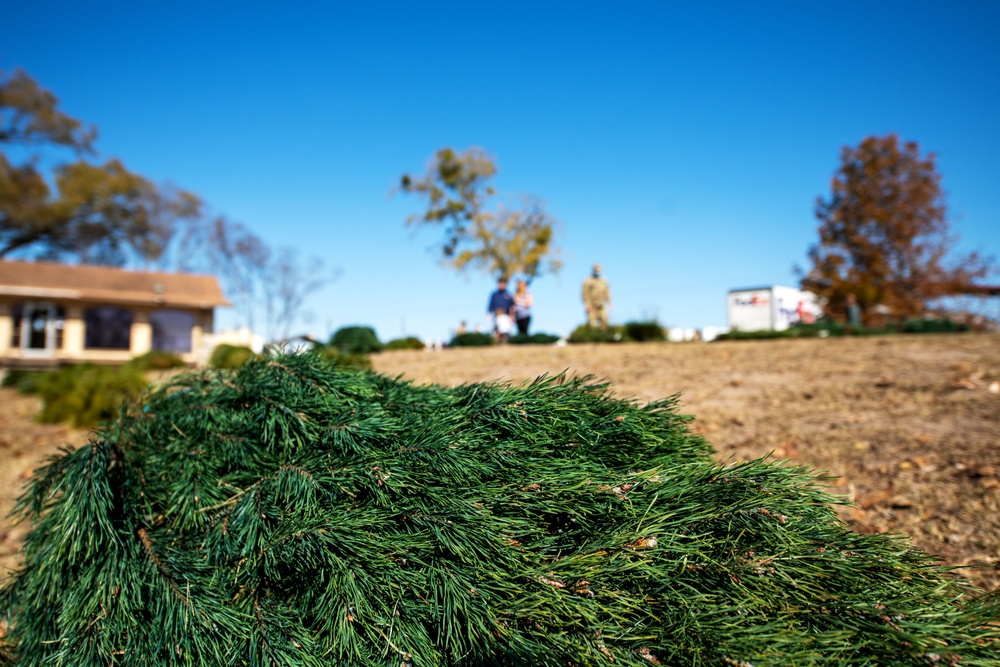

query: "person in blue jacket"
left=487, top=277, right=515, bottom=340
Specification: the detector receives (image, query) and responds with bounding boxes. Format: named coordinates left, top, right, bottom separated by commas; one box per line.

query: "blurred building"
left=0, top=260, right=228, bottom=369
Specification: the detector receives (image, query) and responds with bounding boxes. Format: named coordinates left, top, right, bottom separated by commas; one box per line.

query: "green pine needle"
left=1, top=352, right=997, bottom=666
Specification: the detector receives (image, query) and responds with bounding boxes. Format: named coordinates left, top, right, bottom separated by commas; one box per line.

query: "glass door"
left=21, top=302, right=60, bottom=356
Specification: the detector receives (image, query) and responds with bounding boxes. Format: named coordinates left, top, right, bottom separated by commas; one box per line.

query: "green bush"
left=384, top=336, right=426, bottom=351
left=509, top=332, right=561, bottom=345
left=624, top=320, right=666, bottom=342
left=3, top=352, right=998, bottom=664
left=901, top=318, right=966, bottom=333
left=449, top=331, right=495, bottom=347
left=127, top=349, right=187, bottom=371
left=715, top=318, right=970, bottom=342
left=330, top=325, right=383, bottom=355
left=36, top=364, right=148, bottom=428
left=568, top=324, right=630, bottom=343
left=716, top=328, right=811, bottom=341
left=208, top=344, right=257, bottom=369
left=1, top=370, right=47, bottom=395
left=309, top=345, right=373, bottom=372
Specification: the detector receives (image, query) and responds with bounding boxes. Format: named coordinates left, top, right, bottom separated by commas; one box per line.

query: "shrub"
left=901, top=318, right=966, bottom=334
left=567, top=324, right=630, bottom=343
left=716, top=328, right=807, bottom=341
left=714, top=318, right=971, bottom=342
left=330, top=325, right=383, bottom=355
left=1, top=370, right=47, bottom=395
left=309, top=345, right=373, bottom=372
left=36, top=364, right=148, bottom=428
left=449, top=331, right=494, bottom=347
left=127, top=349, right=187, bottom=371
left=3, top=353, right=998, bottom=664
left=384, top=336, right=426, bottom=351
left=624, top=320, right=666, bottom=342
left=208, top=343, right=257, bottom=369
left=508, top=332, right=561, bottom=345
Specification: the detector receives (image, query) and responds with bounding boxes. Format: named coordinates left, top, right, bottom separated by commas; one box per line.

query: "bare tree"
left=263, top=247, right=338, bottom=342
left=204, top=217, right=270, bottom=334
left=199, top=217, right=336, bottom=342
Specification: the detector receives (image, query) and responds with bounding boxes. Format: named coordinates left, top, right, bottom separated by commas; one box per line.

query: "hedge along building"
left=0, top=260, right=229, bottom=369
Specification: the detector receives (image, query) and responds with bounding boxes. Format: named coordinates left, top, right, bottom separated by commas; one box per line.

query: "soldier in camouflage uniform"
left=582, top=263, right=611, bottom=329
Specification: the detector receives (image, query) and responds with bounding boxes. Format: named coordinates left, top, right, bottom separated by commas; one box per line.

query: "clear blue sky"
left=4, top=2, right=998, bottom=342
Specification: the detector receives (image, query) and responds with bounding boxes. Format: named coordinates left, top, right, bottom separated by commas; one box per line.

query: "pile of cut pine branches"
left=2, top=352, right=997, bottom=665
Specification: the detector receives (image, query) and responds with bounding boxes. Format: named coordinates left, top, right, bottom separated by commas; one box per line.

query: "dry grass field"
left=0, top=333, right=997, bottom=591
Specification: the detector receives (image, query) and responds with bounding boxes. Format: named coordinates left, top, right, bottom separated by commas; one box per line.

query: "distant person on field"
left=846, top=293, right=862, bottom=327
left=456, top=320, right=467, bottom=335
left=494, top=308, right=514, bottom=344
left=513, top=279, right=533, bottom=335
left=487, top=276, right=515, bottom=339
left=582, top=263, right=611, bottom=329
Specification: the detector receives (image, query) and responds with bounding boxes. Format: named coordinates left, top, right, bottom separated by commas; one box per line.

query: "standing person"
left=846, top=293, right=862, bottom=328
left=582, top=263, right=611, bottom=329
left=486, top=277, right=515, bottom=341
left=513, top=279, right=533, bottom=336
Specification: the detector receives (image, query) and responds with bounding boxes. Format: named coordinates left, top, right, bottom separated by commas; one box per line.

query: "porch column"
left=0, top=303, right=11, bottom=355
left=131, top=309, right=152, bottom=355
left=63, top=306, right=85, bottom=356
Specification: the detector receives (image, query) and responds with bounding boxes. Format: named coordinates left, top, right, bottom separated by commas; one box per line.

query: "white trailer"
left=727, top=285, right=822, bottom=332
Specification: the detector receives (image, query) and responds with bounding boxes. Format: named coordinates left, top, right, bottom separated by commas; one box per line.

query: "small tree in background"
left=800, top=134, right=993, bottom=324
left=624, top=320, right=666, bottom=342
left=330, top=325, right=383, bottom=355
left=400, top=147, right=561, bottom=281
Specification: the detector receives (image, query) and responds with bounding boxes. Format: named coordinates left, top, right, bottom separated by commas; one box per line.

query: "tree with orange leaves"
left=801, top=134, right=993, bottom=325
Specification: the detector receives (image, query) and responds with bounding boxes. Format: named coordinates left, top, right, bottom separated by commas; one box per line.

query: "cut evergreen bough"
left=2, top=352, right=997, bottom=665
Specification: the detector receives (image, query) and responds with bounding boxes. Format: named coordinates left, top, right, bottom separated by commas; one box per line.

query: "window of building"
left=84, top=307, right=134, bottom=350
left=150, top=310, right=194, bottom=353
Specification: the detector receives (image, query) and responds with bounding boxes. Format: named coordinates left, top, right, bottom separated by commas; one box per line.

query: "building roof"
left=0, top=260, right=230, bottom=309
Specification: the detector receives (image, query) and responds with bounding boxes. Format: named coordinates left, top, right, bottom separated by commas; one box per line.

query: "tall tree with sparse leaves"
left=400, top=147, right=561, bottom=281
left=0, top=68, right=203, bottom=266
left=0, top=68, right=336, bottom=337
left=801, top=134, right=993, bottom=324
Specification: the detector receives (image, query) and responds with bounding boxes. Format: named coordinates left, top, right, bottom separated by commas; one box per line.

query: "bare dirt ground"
left=0, top=394, right=85, bottom=580
left=0, top=334, right=997, bottom=591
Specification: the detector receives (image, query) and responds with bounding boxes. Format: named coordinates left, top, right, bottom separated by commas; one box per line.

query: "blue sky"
left=4, top=2, right=998, bottom=342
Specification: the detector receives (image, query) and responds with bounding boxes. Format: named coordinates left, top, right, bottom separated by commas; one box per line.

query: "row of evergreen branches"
left=1, top=352, right=998, bottom=665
